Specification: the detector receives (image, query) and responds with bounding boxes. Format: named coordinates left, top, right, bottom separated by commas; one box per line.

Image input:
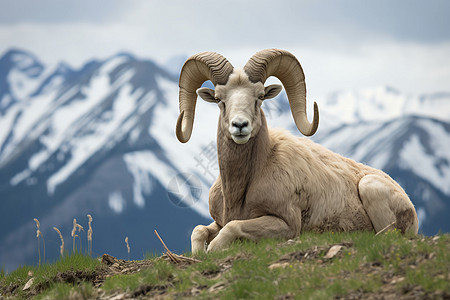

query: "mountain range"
left=0, top=48, right=449, bottom=272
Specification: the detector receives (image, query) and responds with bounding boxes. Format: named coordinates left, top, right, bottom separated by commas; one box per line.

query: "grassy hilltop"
left=1, top=230, right=449, bottom=299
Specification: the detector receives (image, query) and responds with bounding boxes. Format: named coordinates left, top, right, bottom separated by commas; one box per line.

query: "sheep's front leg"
left=207, top=216, right=295, bottom=252
left=191, top=221, right=222, bottom=253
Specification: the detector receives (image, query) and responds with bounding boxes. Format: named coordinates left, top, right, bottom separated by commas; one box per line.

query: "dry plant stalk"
left=125, top=236, right=130, bottom=260
left=33, top=218, right=45, bottom=266
left=154, top=229, right=178, bottom=263
left=72, top=218, right=77, bottom=252
left=87, top=214, right=93, bottom=256
left=53, top=227, right=64, bottom=257
left=72, top=218, right=84, bottom=253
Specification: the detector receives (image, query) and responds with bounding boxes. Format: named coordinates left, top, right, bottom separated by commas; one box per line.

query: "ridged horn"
left=177, top=52, right=234, bottom=143
left=244, top=49, right=319, bottom=136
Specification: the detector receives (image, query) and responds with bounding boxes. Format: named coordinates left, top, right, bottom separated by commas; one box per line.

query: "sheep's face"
left=197, top=69, right=282, bottom=144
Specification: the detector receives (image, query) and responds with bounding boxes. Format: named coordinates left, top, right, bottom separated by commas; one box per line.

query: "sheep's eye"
left=258, top=95, right=265, bottom=100
left=215, top=97, right=221, bottom=103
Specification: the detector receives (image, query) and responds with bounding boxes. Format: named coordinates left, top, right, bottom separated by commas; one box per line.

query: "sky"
left=1, top=0, right=450, bottom=99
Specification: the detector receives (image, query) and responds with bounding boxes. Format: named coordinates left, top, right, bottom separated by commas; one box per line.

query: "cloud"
left=0, top=0, right=129, bottom=24
left=0, top=0, right=449, bottom=96
left=295, top=41, right=450, bottom=98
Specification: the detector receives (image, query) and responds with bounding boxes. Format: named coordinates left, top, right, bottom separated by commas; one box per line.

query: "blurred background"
left=1, top=0, right=449, bottom=272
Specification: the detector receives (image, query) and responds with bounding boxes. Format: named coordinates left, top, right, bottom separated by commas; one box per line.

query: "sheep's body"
left=177, top=50, right=418, bottom=253
left=210, top=124, right=375, bottom=232
left=192, top=111, right=418, bottom=252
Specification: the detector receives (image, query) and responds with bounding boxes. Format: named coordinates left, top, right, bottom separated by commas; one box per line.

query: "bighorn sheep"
left=176, top=49, right=419, bottom=253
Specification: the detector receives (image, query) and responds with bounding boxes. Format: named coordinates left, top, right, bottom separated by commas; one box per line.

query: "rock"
left=285, top=239, right=298, bottom=245
left=208, top=281, right=225, bottom=293
left=324, top=245, right=343, bottom=259
left=269, top=262, right=290, bottom=270
left=22, top=277, right=34, bottom=290
left=391, top=276, right=405, bottom=284
left=108, top=293, right=127, bottom=300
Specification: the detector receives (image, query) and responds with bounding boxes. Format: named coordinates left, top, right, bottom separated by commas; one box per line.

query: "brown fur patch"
left=301, top=208, right=311, bottom=231
left=311, top=215, right=342, bottom=233
left=395, top=209, right=416, bottom=233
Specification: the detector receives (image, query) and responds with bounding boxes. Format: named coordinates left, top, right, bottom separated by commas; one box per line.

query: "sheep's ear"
left=196, top=88, right=217, bottom=103
left=263, top=84, right=282, bottom=100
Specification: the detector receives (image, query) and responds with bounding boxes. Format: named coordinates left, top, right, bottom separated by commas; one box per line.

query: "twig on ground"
left=154, top=229, right=179, bottom=263
left=154, top=229, right=200, bottom=265
left=375, top=221, right=396, bottom=236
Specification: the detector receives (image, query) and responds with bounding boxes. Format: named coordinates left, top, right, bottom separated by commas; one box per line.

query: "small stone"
left=269, top=262, right=290, bottom=270
left=112, top=262, right=120, bottom=270
left=324, top=245, right=343, bottom=259
left=109, top=293, right=127, bottom=300
left=191, top=287, right=201, bottom=296
left=391, top=276, right=405, bottom=284
left=23, top=277, right=34, bottom=290
left=208, top=281, right=225, bottom=293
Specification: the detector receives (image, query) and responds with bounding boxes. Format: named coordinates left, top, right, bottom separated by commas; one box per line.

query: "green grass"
left=102, top=259, right=175, bottom=293
left=0, top=253, right=100, bottom=299
left=1, top=231, right=449, bottom=299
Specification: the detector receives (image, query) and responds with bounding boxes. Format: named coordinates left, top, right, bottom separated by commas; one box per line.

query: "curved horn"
left=177, top=52, right=234, bottom=143
left=244, top=49, right=319, bottom=136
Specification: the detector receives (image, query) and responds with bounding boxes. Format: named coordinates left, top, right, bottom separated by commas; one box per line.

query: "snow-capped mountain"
left=322, top=86, right=450, bottom=125
left=0, top=49, right=214, bottom=272
left=0, top=48, right=449, bottom=271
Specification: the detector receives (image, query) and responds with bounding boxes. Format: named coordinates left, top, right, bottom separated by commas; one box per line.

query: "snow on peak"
left=399, top=119, right=450, bottom=195
left=1, top=49, right=42, bottom=73
left=322, top=86, right=450, bottom=126
left=109, top=190, right=126, bottom=213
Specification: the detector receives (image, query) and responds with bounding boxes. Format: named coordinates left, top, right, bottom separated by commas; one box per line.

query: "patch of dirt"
left=158, top=252, right=200, bottom=268
left=269, top=241, right=353, bottom=267
left=218, top=253, right=252, bottom=273
left=200, top=268, right=221, bottom=278
left=15, top=267, right=107, bottom=298
left=131, top=283, right=169, bottom=298
left=341, top=286, right=450, bottom=300
left=54, top=269, right=99, bottom=285
left=99, top=253, right=199, bottom=299
left=1, top=281, right=20, bottom=297
left=100, top=253, right=154, bottom=278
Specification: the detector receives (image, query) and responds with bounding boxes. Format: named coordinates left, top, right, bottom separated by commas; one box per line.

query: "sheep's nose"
left=232, top=120, right=248, bottom=130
